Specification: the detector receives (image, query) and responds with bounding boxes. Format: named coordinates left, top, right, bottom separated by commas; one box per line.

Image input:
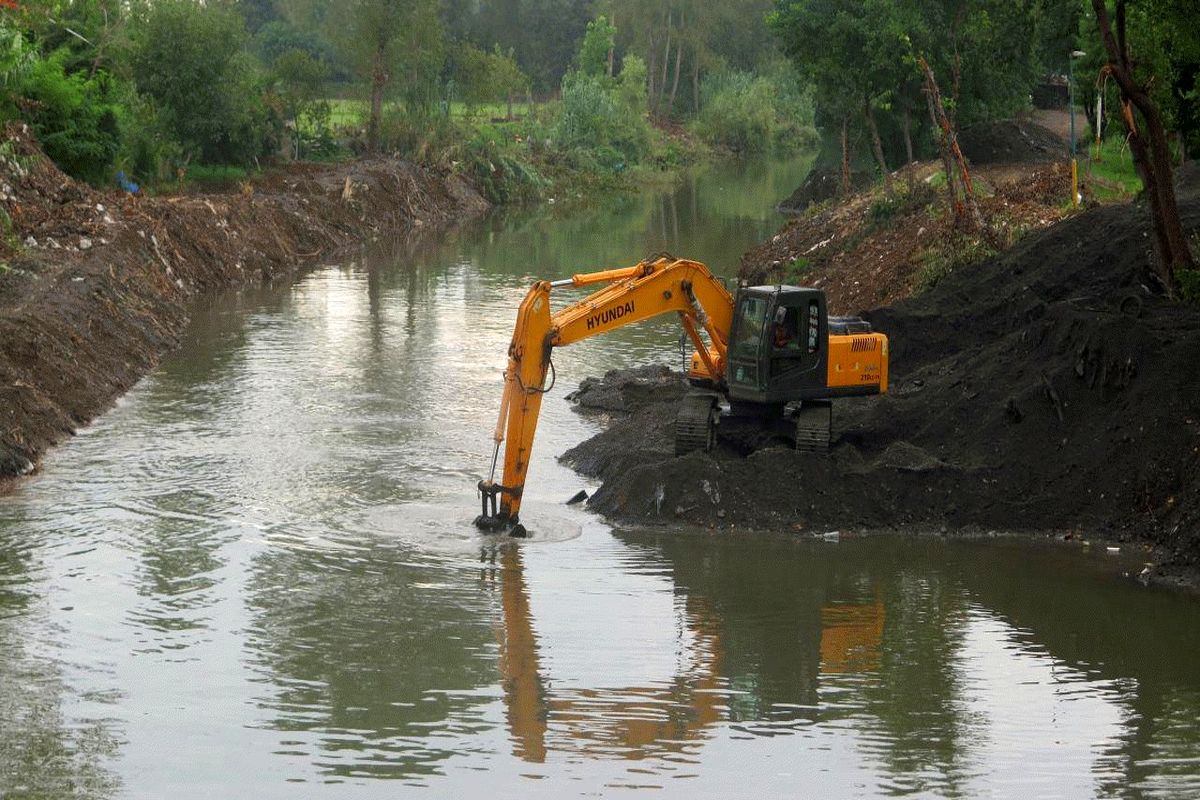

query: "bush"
left=18, top=50, right=120, bottom=184
left=554, top=71, right=649, bottom=167
left=692, top=66, right=816, bottom=155
left=115, top=90, right=183, bottom=187
left=129, top=0, right=276, bottom=166
left=1180, top=269, right=1200, bottom=304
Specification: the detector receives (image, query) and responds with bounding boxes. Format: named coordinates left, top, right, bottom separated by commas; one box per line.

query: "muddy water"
left=3, top=158, right=1200, bottom=798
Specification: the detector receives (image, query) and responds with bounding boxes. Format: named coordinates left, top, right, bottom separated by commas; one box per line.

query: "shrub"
left=129, top=0, right=276, bottom=166
left=1180, top=269, right=1200, bottom=304
left=18, top=50, right=120, bottom=184
left=554, top=71, right=649, bottom=166
left=692, top=65, right=816, bottom=155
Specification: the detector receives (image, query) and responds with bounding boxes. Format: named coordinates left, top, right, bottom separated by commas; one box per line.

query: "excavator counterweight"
left=474, top=257, right=888, bottom=533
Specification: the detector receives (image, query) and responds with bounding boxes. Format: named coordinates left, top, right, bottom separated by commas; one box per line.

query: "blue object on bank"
left=116, top=171, right=140, bottom=194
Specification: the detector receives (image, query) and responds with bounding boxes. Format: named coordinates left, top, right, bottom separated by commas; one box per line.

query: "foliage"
left=691, top=67, right=815, bottom=154
left=451, top=43, right=528, bottom=116
left=915, top=233, right=996, bottom=292
left=271, top=48, right=336, bottom=158
left=577, top=15, right=615, bottom=79
left=115, top=89, right=182, bottom=185
left=1179, top=270, right=1200, bottom=304
left=554, top=63, right=651, bottom=167
left=0, top=16, right=33, bottom=97
left=129, top=0, right=276, bottom=165
left=458, top=129, right=545, bottom=204
left=18, top=49, right=120, bottom=184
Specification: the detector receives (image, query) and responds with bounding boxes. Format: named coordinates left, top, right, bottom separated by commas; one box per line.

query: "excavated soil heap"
left=563, top=180, right=1200, bottom=585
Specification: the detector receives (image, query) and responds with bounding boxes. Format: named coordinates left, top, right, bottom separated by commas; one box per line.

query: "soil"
left=958, top=118, right=1070, bottom=165
left=0, top=123, right=488, bottom=481
left=741, top=161, right=1076, bottom=315
left=562, top=173, right=1200, bottom=590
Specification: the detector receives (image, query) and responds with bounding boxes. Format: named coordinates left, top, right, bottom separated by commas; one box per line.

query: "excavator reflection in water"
left=482, top=544, right=885, bottom=763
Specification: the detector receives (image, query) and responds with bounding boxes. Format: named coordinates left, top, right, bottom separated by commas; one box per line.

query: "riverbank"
left=562, top=170, right=1200, bottom=590
left=0, top=123, right=490, bottom=482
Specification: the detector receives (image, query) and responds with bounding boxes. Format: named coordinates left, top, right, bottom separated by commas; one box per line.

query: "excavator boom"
left=476, top=258, right=734, bottom=533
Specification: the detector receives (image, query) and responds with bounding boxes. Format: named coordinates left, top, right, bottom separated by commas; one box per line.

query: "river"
left=1, top=157, right=1199, bottom=798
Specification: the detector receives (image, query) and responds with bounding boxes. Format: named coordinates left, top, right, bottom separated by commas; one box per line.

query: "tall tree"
left=1090, top=0, right=1195, bottom=291
left=282, top=0, right=443, bottom=153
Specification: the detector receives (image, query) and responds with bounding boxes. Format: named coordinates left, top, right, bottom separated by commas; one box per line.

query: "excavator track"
left=675, top=394, right=717, bottom=456
left=793, top=401, right=832, bottom=452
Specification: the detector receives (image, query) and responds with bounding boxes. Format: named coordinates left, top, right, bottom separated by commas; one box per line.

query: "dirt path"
left=0, top=124, right=489, bottom=482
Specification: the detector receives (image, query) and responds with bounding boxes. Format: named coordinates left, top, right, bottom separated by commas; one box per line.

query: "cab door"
left=765, top=293, right=827, bottom=401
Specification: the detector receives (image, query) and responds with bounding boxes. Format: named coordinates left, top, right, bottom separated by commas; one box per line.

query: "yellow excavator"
left=475, top=256, right=889, bottom=536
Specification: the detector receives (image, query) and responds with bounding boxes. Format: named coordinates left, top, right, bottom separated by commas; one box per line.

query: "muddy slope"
left=0, top=124, right=488, bottom=480
left=563, top=185, right=1200, bottom=581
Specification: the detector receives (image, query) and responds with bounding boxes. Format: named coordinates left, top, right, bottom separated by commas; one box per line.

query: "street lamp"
left=1070, top=50, right=1086, bottom=207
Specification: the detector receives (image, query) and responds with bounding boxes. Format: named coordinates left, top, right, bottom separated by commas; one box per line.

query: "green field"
left=325, top=98, right=539, bottom=129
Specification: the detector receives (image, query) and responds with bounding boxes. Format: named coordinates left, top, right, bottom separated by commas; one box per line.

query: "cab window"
left=733, top=296, right=769, bottom=358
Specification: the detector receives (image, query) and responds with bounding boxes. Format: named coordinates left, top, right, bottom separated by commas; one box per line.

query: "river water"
left=2, top=158, right=1199, bottom=799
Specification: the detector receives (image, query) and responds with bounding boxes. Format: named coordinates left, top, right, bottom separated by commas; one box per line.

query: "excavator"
left=474, top=256, right=889, bottom=536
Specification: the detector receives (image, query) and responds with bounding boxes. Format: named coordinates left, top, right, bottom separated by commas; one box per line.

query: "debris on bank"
left=0, top=124, right=488, bottom=481
left=564, top=174, right=1200, bottom=587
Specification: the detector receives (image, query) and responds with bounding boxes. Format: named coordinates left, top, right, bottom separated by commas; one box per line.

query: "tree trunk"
left=647, top=32, right=658, bottom=116
left=608, top=14, right=615, bottom=78
left=864, top=99, right=894, bottom=196
left=1091, top=0, right=1194, bottom=288
left=840, top=114, right=851, bottom=197
left=922, top=69, right=960, bottom=222
left=902, top=103, right=916, bottom=192
left=692, top=48, right=701, bottom=113
left=920, top=56, right=988, bottom=236
left=656, top=13, right=672, bottom=120
left=367, top=42, right=388, bottom=155
left=668, top=30, right=684, bottom=120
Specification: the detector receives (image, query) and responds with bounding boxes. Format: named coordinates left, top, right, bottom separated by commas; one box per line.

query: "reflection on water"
left=1, top=158, right=1199, bottom=798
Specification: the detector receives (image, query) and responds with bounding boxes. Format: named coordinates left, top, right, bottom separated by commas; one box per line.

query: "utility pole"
left=1070, top=50, right=1086, bottom=207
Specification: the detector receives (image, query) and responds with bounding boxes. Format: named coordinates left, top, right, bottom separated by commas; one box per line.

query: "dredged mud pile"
left=0, top=124, right=487, bottom=480
left=563, top=176, right=1200, bottom=585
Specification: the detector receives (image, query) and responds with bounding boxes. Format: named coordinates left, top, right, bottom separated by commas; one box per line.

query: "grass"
left=1083, top=133, right=1143, bottom=198
left=915, top=234, right=997, bottom=293
left=183, top=164, right=251, bottom=185
left=326, top=98, right=539, bottom=129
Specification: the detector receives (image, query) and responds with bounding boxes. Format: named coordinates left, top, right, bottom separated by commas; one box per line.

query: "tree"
left=128, top=0, right=274, bottom=165
left=577, top=14, right=615, bottom=79
left=453, top=43, right=528, bottom=119
left=1090, top=0, right=1195, bottom=291
left=271, top=47, right=328, bottom=158
left=281, top=0, right=443, bottom=153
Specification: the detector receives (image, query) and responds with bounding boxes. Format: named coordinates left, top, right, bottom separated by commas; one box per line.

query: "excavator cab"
left=676, top=284, right=887, bottom=455
left=726, top=287, right=829, bottom=405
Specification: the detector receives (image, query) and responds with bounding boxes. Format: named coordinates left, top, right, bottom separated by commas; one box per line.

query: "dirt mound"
left=778, top=167, right=874, bottom=214
left=565, top=365, right=687, bottom=414
left=958, top=119, right=1067, bottom=165
left=0, top=123, right=488, bottom=481
left=564, top=193, right=1200, bottom=585
left=740, top=162, right=1073, bottom=315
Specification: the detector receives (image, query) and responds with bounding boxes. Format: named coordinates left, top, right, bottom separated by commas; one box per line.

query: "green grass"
left=184, top=164, right=251, bottom=185
left=1083, top=134, right=1143, bottom=198
left=324, top=98, right=538, bottom=129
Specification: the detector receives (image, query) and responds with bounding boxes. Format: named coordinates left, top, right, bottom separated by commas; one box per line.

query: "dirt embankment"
left=0, top=123, right=488, bottom=480
left=563, top=176, right=1200, bottom=587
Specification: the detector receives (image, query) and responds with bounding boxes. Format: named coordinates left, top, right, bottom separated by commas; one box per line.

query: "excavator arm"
left=475, top=257, right=734, bottom=534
